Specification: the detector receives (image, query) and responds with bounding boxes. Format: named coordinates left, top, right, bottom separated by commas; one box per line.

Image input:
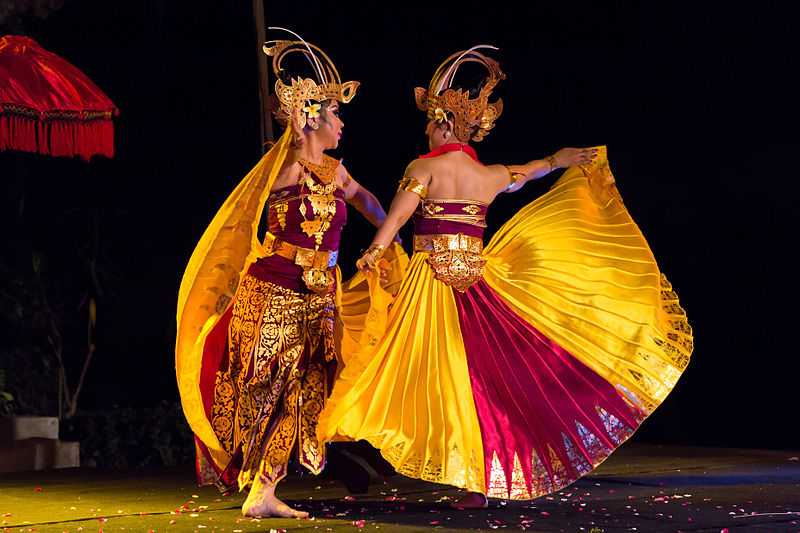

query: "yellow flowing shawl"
left=175, top=128, right=292, bottom=470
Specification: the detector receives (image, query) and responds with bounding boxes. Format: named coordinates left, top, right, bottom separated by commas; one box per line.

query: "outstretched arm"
left=498, top=147, right=598, bottom=193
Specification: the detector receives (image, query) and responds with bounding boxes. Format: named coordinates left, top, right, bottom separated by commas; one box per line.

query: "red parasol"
left=0, top=35, right=118, bottom=161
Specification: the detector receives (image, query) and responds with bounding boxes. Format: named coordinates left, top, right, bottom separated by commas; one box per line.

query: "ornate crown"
left=414, top=46, right=505, bottom=142
left=263, top=35, right=359, bottom=129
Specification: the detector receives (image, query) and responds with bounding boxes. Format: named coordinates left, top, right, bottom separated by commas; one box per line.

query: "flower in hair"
left=303, top=102, right=322, bottom=119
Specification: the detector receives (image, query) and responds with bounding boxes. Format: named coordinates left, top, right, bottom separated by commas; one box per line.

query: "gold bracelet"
left=362, top=244, right=386, bottom=268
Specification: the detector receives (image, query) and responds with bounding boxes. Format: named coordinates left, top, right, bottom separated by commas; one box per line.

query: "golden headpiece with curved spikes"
left=263, top=35, right=360, bottom=129
left=414, top=46, right=505, bottom=142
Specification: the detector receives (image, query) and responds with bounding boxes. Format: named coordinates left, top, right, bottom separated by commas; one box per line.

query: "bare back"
left=414, top=152, right=508, bottom=204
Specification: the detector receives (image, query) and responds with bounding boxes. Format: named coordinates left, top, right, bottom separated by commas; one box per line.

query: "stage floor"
left=1, top=444, right=798, bottom=532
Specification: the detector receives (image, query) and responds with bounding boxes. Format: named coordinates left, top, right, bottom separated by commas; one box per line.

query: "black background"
left=2, top=1, right=797, bottom=450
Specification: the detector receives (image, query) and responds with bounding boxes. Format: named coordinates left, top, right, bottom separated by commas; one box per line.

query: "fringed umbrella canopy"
left=0, top=35, right=118, bottom=161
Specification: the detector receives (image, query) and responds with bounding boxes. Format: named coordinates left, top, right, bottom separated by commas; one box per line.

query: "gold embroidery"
left=509, top=452, right=531, bottom=499
left=273, top=202, right=288, bottom=230
left=596, top=406, right=632, bottom=446
left=531, top=449, right=554, bottom=496
left=655, top=274, right=692, bottom=369
left=562, top=433, right=592, bottom=475
left=297, top=155, right=339, bottom=248
left=548, top=445, right=567, bottom=483
left=210, top=275, right=337, bottom=489
left=398, top=176, right=428, bottom=199
left=261, top=374, right=301, bottom=480
left=418, top=199, right=487, bottom=227
left=299, top=364, right=327, bottom=473
left=415, top=233, right=486, bottom=292
left=487, top=451, right=508, bottom=499
left=414, top=233, right=484, bottom=254
left=375, top=439, right=483, bottom=498
left=423, top=202, right=444, bottom=216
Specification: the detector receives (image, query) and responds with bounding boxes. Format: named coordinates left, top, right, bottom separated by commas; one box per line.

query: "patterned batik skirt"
left=210, top=272, right=337, bottom=490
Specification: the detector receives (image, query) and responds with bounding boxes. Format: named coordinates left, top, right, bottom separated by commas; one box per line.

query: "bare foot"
left=242, top=493, right=309, bottom=518
left=451, top=491, right=488, bottom=510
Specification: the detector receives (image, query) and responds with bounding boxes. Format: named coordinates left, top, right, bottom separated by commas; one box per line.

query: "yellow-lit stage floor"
left=1, top=444, right=799, bottom=532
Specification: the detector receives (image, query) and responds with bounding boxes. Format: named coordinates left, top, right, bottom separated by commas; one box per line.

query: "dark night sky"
left=2, top=1, right=798, bottom=449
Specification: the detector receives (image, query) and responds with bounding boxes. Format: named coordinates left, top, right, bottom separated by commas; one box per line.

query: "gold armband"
left=397, top=176, right=428, bottom=199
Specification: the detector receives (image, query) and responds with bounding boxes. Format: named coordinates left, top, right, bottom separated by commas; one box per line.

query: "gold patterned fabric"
left=211, top=274, right=336, bottom=489
left=414, top=234, right=486, bottom=292
left=418, top=199, right=488, bottom=227
left=176, top=127, right=384, bottom=488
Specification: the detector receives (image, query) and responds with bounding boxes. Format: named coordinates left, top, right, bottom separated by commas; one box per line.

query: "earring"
left=444, top=131, right=450, bottom=139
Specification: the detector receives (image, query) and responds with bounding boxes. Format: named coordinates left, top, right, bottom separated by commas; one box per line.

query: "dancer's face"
left=308, top=101, right=343, bottom=150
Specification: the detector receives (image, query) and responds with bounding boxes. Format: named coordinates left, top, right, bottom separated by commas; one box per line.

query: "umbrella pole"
left=252, top=0, right=274, bottom=151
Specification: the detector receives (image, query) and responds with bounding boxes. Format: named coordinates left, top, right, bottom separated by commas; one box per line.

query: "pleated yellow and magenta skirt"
left=320, top=147, right=692, bottom=499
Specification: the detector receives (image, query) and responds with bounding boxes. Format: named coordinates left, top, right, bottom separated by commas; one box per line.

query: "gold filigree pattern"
left=575, top=421, right=611, bottom=465
left=299, top=155, right=339, bottom=186
left=423, top=202, right=444, bottom=216
left=297, top=156, right=339, bottom=248
left=209, top=274, right=336, bottom=489
left=415, top=234, right=486, bottom=292
left=299, top=364, right=327, bottom=473
left=414, top=48, right=505, bottom=142
left=487, top=451, right=509, bottom=499
left=596, top=406, right=633, bottom=446
left=263, top=40, right=359, bottom=129
left=562, top=433, right=592, bottom=475
left=509, top=452, right=531, bottom=499
left=273, top=202, right=288, bottom=230
left=418, top=199, right=487, bottom=227
left=462, top=204, right=481, bottom=215
left=427, top=250, right=486, bottom=292
left=531, top=449, right=554, bottom=496
left=655, top=274, right=693, bottom=369
left=377, top=440, right=483, bottom=496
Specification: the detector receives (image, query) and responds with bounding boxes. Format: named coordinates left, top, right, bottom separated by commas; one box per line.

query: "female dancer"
left=318, top=47, right=692, bottom=508
left=176, top=34, right=395, bottom=518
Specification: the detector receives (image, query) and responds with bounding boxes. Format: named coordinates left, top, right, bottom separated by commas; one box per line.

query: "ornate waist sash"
left=414, top=233, right=485, bottom=292
left=267, top=236, right=338, bottom=293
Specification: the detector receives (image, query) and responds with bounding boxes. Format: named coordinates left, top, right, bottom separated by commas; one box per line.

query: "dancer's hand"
left=551, top=147, right=598, bottom=168
left=356, top=254, right=374, bottom=272
left=357, top=253, right=390, bottom=284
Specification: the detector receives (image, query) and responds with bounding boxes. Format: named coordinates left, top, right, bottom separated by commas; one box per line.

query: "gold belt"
left=413, top=233, right=484, bottom=254
left=270, top=238, right=339, bottom=269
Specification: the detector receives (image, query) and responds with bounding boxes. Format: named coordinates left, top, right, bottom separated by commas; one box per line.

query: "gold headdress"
left=414, top=45, right=505, bottom=142
left=263, top=28, right=360, bottom=129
